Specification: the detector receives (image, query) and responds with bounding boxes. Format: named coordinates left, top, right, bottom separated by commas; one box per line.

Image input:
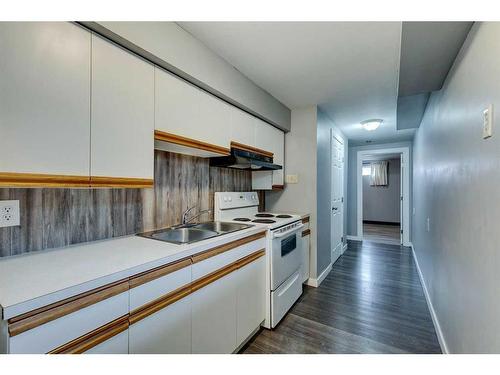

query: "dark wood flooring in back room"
left=241, top=240, right=442, bottom=354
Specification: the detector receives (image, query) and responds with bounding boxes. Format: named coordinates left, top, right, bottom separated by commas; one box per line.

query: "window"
left=362, top=165, right=371, bottom=176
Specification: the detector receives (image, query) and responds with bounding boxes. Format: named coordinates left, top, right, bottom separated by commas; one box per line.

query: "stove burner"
left=255, top=213, right=275, bottom=218
left=252, top=219, right=276, bottom=224
left=233, top=218, right=251, bottom=222
left=276, top=214, right=292, bottom=218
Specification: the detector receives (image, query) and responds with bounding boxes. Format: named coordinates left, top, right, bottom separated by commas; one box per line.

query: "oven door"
left=270, top=224, right=303, bottom=290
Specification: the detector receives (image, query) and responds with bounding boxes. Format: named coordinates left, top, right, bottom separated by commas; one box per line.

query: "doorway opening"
left=356, top=147, right=410, bottom=246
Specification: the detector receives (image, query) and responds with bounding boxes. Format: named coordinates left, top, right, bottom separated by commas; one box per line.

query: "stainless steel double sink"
left=138, top=222, right=252, bottom=244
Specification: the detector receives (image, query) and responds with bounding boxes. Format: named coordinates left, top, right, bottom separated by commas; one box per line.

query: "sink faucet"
left=181, top=206, right=212, bottom=225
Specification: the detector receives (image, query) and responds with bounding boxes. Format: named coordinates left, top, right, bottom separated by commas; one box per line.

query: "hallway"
left=242, top=240, right=441, bottom=354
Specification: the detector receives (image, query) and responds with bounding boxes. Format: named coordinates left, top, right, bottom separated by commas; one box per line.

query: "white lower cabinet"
left=129, top=296, right=191, bottom=354
left=236, top=256, right=266, bottom=347
left=84, top=330, right=129, bottom=354
left=191, top=272, right=238, bottom=354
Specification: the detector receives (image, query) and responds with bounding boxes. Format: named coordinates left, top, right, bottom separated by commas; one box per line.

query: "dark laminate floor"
left=363, top=223, right=401, bottom=245
left=241, top=240, right=442, bottom=354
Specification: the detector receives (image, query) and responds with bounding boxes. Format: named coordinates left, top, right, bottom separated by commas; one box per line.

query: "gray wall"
left=412, top=22, right=500, bottom=353
left=363, top=158, right=400, bottom=223
left=347, top=141, right=412, bottom=237
left=316, top=109, right=348, bottom=275
left=83, top=22, right=291, bottom=131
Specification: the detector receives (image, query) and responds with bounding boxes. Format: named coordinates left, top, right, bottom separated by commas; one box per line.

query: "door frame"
left=331, top=130, right=345, bottom=262
left=356, top=146, right=410, bottom=246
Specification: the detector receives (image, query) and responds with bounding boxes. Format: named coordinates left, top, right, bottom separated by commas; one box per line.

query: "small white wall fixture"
left=356, top=147, right=410, bottom=246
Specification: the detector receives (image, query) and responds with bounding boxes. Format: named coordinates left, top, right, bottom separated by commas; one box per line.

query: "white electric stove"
left=214, top=192, right=303, bottom=328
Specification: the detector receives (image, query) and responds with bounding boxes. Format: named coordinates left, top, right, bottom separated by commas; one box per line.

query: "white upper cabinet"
left=0, top=22, right=91, bottom=178
left=229, top=108, right=256, bottom=147
left=155, top=68, right=231, bottom=155
left=253, top=119, right=285, bottom=188
left=155, top=67, right=201, bottom=140
left=91, top=35, right=154, bottom=181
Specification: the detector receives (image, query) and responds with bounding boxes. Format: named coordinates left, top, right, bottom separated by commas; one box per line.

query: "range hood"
left=210, top=148, right=282, bottom=171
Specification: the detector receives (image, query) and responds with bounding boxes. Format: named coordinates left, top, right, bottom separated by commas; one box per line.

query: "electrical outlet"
left=0, top=200, right=20, bottom=228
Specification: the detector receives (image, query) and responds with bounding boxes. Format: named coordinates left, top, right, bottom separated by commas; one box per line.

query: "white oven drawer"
left=271, top=269, right=302, bottom=328
left=271, top=230, right=302, bottom=290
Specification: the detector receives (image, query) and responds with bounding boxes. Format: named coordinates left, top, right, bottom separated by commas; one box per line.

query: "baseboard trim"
left=346, top=235, right=362, bottom=241
left=306, top=262, right=332, bottom=288
left=342, top=243, right=348, bottom=254
left=410, top=243, right=449, bottom=354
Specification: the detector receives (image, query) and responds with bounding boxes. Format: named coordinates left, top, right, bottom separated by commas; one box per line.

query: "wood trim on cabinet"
left=302, top=229, right=311, bottom=237
left=8, top=280, right=129, bottom=337
left=191, top=231, right=266, bottom=264
left=301, top=216, right=310, bottom=224
left=129, top=258, right=192, bottom=289
left=129, top=284, right=192, bottom=325
left=272, top=184, right=284, bottom=190
left=230, top=141, right=274, bottom=158
left=0, top=172, right=90, bottom=188
left=47, top=315, right=129, bottom=354
left=90, top=176, right=154, bottom=188
left=155, top=130, right=230, bottom=156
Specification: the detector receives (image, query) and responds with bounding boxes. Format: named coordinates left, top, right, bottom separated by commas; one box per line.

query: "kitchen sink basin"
left=139, top=221, right=252, bottom=244
left=192, top=222, right=250, bottom=234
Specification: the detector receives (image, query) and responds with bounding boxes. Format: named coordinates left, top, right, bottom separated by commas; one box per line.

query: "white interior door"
left=331, top=133, right=344, bottom=264
left=400, top=154, right=404, bottom=244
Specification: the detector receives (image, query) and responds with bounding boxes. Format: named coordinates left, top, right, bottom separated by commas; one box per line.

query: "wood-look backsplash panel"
left=0, top=150, right=252, bottom=258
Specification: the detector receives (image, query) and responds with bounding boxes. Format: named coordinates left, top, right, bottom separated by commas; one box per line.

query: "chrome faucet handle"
left=185, top=209, right=212, bottom=225
left=182, top=206, right=196, bottom=224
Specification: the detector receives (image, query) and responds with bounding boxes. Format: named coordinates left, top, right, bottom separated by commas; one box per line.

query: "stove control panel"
left=215, top=192, right=259, bottom=210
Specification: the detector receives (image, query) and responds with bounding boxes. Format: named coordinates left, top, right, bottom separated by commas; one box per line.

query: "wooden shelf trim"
left=155, top=130, right=230, bottom=156
left=230, top=141, right=274, bottom=158
left=0, top=172, right=154, bottom=188
left=8, top=280, right=129, bottom=337
left=272, top=184, right=284, bottom=191
left=302, top=229, right=311, bottom=237
left=129, top=258, right=192, bottom=289
left=301, top=216, right=310, bottom=224
left=130, top=248, right=265, bottom=325
left=90, top=176, right=154, bottom=188
left=0, top=172, right=90, bottom=188
left=48, top=315, right=129, bottom=354
left=191, top=231, right=266, bottom=264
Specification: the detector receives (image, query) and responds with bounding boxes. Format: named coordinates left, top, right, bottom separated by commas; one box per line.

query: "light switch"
left=285, top=174, right=299, bottom=184
left=483, top=104, right=493, bottom=139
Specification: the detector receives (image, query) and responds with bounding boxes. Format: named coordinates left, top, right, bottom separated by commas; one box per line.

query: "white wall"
left=266, top=106, right=319, bottom=276
left=412, top=22, right=500, bottom=353
left=84, top=22, right=291, bottom=131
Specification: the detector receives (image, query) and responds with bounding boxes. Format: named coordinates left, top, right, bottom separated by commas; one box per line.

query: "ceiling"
left=179, top=22, right=470, bottom=146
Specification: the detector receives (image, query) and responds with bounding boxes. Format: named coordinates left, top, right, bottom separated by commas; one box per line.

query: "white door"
left=399, top=154, right=404, bottom=245
left=331, top=133, right=344, bottom=264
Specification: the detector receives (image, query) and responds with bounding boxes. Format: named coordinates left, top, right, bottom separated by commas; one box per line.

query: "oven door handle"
left=273, top=223, right=304, bottom=238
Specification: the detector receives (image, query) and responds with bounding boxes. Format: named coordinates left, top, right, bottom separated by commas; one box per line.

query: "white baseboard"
left=346, top=235, right=362, bottom=241
left=342, top=243, right=348, bottom=254
left=410, top=243, right=449, bottom=354
left=306, top=262, right=332, bottom=288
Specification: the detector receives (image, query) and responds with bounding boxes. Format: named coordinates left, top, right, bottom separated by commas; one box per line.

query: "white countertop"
left=0, top=226, right=265, bottom=320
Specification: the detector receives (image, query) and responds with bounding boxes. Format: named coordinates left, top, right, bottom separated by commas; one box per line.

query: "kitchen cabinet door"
left=155, top=67, right=201, bottom=141
left=252, top=119, right=285, bottom=189
left=84, top=330, right=129, bottom=354
left=191, top=272, right=237, bottom=354
left=197, top=91, right=232, bottom=148
left=0, top=22, right=91, bottom=184
left=236, top=255, right=266, bottom=347
left=301, top=233, right=311, bottom=283
left=129, top=296, right=191, bottom=354
left=230, top=107, right=256, bottom=147
left=91, top=35, right=154, bottom=183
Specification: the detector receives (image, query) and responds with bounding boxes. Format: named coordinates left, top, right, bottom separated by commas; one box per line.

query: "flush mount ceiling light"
left=361, top=119, right=383, bottom=131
